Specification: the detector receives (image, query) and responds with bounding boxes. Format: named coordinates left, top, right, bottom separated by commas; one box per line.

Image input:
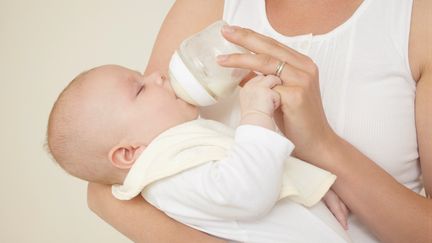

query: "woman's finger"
left=239, top=71, right=257, bottom=87
left=219, top=53, right=305, bottom=86
left=221, top=25, right=304, bottom=69
left=340, top=201, right=350, bottom=219
left=219, top=53, right=279, bottom=74
left=322, top=190, right=349, bottom=230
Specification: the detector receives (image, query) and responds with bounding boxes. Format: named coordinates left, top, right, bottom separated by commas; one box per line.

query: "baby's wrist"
left=242, top=109, right=273, bottom=118
left=240, top=109, right=275, bottom=131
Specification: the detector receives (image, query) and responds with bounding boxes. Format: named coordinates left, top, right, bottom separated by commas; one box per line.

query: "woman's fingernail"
left=222, top=25, right=235, bottom=34
left=217, top=55, right=228, bottom=62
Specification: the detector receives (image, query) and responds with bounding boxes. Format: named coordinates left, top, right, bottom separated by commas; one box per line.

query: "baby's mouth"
left=163, top=75, right=179, bottom=99
left=173, top=91, right=179, bottom=99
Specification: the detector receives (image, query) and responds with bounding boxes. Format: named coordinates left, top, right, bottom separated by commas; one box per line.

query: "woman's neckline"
left=261, top=0, right=371, bottom=42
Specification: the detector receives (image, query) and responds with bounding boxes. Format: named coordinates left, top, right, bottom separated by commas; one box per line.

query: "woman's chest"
left=265, top=0, right=364, bottom=37
left=314, top=39, right=418, bottom=176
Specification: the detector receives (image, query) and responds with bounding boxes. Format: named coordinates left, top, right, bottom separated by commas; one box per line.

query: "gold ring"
left=275, top=60, right=286, bottom=77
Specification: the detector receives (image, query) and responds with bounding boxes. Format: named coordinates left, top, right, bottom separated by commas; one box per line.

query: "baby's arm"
left=146, top=123, right=293, bottom=221
left=144, top=75, right=293, bottom=221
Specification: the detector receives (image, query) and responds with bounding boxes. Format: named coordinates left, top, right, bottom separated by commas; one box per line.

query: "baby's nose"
left=150, top=72, right=165, bottom=85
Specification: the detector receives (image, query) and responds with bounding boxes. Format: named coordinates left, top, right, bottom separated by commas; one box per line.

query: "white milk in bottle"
left=169, top=20, right=250, bottom=106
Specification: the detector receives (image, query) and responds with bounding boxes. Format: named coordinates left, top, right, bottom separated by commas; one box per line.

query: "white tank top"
left=200, top=0, right=422, bottom=242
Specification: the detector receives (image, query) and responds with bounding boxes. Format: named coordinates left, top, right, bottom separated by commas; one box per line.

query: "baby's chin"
left=175, top=97, right=199, bottom=117
left=186, top=104, right=200, bottom=120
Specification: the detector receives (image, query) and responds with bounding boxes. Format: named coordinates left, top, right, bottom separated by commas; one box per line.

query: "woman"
left=87, top=0, right=431, bottom=242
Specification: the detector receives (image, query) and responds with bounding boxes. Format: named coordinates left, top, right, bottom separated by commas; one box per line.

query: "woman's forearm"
left=319, top=135, right=432, bottom=243
left=87, top=183, right=227, bottom=243
left=323, top=8, right=432, bottom=238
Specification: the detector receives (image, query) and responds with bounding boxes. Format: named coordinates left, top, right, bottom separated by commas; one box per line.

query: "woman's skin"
left=87, top=0, right=432, bottom=242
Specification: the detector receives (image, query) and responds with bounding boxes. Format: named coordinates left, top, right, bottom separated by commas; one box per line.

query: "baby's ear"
left=108, top=145, right=146, bottom=169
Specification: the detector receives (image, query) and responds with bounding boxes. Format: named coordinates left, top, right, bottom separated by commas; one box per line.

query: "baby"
left=47, top=65, right=351, bottom=242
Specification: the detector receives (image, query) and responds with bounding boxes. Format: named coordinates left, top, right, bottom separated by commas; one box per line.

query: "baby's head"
left=47, top=65, right=198, bottom=184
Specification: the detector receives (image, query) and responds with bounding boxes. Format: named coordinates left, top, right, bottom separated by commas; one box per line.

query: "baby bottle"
left=169, top=20, right=250, bottom=106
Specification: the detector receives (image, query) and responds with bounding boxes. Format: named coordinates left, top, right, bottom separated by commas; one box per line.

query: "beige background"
left=0, top=0, right=175, bottom=242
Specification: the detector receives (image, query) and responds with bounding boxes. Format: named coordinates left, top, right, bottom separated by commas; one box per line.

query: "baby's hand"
left=239, top=75, right=281, bottom=130
left=239, top=75, right=281, bottom=116
left=323, top=189, right=350, bottom=230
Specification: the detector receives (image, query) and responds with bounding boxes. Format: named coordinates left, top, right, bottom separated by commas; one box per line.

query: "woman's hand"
left=322, top=189, right=350, bottom=230
left=217, top=25, right=337, bottom=162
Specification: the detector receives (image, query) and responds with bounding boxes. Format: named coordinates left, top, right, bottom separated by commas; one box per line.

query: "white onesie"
left=112, top=120, right=350, bottom=243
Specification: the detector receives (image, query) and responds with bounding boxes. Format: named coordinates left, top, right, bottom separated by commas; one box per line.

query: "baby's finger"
left=259, top=75, right=282, bottom=88
left=271, top=90, right=281, bottom=110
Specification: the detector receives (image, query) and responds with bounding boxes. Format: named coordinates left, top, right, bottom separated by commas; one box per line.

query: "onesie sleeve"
left=143, top=125, right=294, bottom=221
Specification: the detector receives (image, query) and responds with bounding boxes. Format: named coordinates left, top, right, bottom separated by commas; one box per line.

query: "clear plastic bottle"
left=169, top=20, right=250, bottom=106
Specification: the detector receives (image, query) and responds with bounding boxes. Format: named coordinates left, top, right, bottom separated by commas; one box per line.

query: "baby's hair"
left=46, top=70, right=88, bottom=171
left=47, top=71, right=89, bottom=145
left=46, top=69, right=115, bottom=184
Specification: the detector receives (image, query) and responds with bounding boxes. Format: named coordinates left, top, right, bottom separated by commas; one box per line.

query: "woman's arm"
left=143, top=0, right=224, bottom=76
left=412, top=0, right=432, bottom=199
left=87, top=0, right=226, bottom=242
left=325, top=2, right=432, bottom=242
left=215, top=3, right=432, bottom=240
